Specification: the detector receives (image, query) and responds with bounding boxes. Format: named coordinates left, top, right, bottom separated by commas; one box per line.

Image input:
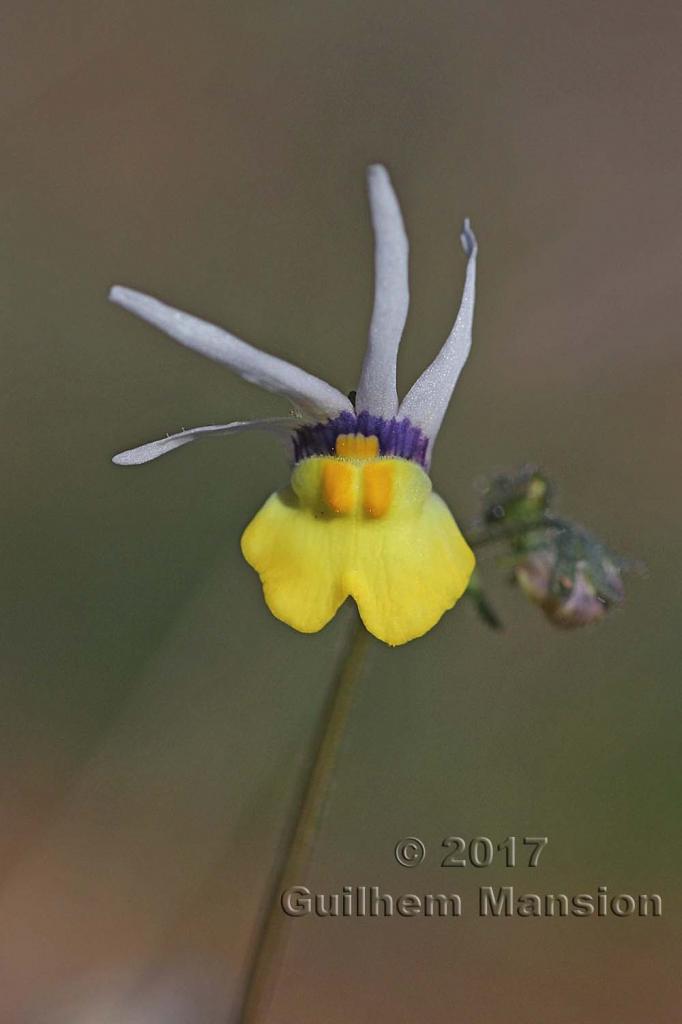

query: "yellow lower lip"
left=241, top=455, right=475, bottom=646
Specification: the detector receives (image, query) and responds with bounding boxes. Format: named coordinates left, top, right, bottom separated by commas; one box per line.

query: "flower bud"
left=482, top=466, right=551, bottom=526
left=514, top=536, right=626, bottom=629
left=471, top=466, right=634, bottom=631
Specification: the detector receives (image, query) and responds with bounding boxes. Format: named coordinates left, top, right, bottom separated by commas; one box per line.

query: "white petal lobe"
left=113, top=417, right=298, bottom=466
left=109, top=286, right=353, bottom=418
left=398, top=219, right=477, bottom=456
left=355, top=165, right=409, bottom=418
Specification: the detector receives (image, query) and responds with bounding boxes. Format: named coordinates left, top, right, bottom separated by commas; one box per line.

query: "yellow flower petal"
left=240, top=455, right=475, bottom=646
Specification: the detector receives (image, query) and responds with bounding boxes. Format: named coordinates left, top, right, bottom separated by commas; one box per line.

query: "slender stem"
left=235, top=613, right=371, bottom=1024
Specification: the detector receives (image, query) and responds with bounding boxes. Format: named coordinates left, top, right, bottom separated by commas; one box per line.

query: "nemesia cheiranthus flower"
left=111, top=166, right=478, bottom=645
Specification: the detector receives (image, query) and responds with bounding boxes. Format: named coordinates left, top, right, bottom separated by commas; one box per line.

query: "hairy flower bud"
left=473, top=466, right=632, bottom=630
left=514, top=536, right=626, bottom=629
left=482, top=466, right=551, bottom=526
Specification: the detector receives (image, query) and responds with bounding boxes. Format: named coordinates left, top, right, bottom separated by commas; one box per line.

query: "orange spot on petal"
left=335, top=434, right=380, bottom=459
left=322, top=461, right=357, bottom=515
left=362, top=462, right=394, bottom=518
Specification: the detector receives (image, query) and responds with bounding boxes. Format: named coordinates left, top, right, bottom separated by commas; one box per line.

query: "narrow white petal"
left=355, top=165, right=409, bottom=418
left=398, top=219, right=477, bottom=453
left=110, top=286, right=353, bottom=418
left=113, top=417, right=298, bottom=466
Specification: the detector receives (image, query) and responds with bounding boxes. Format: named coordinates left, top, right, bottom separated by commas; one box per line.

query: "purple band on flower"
left=292, top=410, right=429, bottom=466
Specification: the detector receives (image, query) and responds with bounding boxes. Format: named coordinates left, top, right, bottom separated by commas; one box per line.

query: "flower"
left=111, top=165, right=478, bottom=645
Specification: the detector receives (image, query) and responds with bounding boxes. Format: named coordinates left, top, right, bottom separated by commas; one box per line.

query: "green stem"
left=235, top=613, right=371, bottom=1024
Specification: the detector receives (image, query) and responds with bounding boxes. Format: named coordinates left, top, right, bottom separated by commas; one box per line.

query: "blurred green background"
left=1, top=1, right=680, bottom=1020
